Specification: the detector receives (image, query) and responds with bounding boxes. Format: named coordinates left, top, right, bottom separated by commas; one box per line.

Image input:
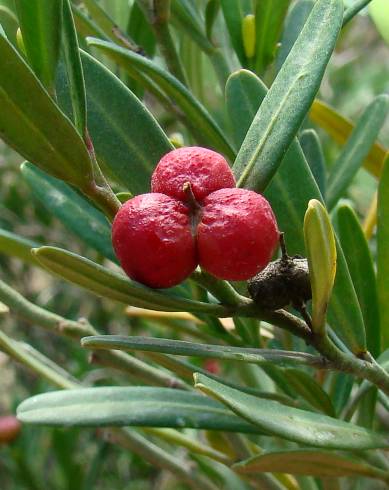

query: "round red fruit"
left=112, top=193, right=197, bottom=288
left=0, top=416, right=21, bottom=444
left=151, top=146, right=235, bottom=202
left=197, top=188, right=279, bottom=281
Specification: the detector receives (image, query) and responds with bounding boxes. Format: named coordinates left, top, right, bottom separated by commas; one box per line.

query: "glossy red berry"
left=197, top=188, right=279, bottom=281
left=151, top=146, right=235, bottom=202
left=112, top=193, right=197, bottom=288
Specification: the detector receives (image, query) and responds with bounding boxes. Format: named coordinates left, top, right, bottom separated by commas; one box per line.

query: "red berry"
left=0, top=416, right=21, bottom=444
left=151, top=146, right=235, bottom=202
left=112, top=193, right=197, bottom=288
left=197, top=188, right=279, bottom=281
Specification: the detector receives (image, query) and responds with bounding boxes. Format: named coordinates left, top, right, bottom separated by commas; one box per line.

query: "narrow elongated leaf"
left=87, top=38, right=235, bottom=160
left=254, top=0, right=290, bottom=74
left=0, top=228, right=38, bottom=264
left=219, top=0, right=251, bottom=65
left=194, top=374, right=389, bottom=450
left=15, top=0, right=62, bottom=91
left=32, top=246, right=229, bottom=316
left=57, top=50, right=172, bottom=195
left=17, top=386, right=260, bottom=433
left=0, top=30, right=93, bottom=187
left=327, top=95, right=389, bottom=210
left=81, top=335, right=325, bottom=368
left=338, top=204, right=380, bottom=357
left=377, top=154, right=389, bottom=349
left=304, top=200, right=337, bottom=333
left=310, top=99, right=387, bottom=178
left=22, top=163, right=115, bottom=262
left=233, top=449, right=389, bottom=480
left=276, top=0, right=314, bottom=71
left=62, top=0, right=86, bottom=136
left=283, top=368, right=335, bottom=417
left=233, top=0, right=343, bottom=192
left=225, top=70, right=266, bottom=149
left=300, top=129, right=327, bottom=197
left=226, top=69, right=367, bottom=353
left=0, top=5, right=18, bottom=46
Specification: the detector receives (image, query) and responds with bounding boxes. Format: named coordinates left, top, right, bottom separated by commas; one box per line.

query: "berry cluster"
left=112, top=147, right=279, bottom=288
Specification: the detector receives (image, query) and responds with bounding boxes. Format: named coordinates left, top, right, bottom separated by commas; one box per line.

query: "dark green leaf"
left=15, top=0, right=62, bottom=92
left=254, top=0, right=290, bottom=74
left=81, top=335, right=325, bottom=368
left=205, top=0, right=220, bottom=42
left=57, top=50, right=172, bottom=195
left=233, top=449, right=389, bottom=480
left=226, top=69, right=366, bottom=353
left=327, top=95, right=389, bottom=210
left=0, top=29, right=93, bottom=187
left=17, top=386, right=261, bottom=433
left=128, top=1, right=156, bottom=57
left=300, top=129, right=327, bottom=197
left=337, top=204, right=380, bottom=357
left=377, top=154, right=389, bottom=349
left=22, top=163, right=115, bottom=262
left=276, top=0, right=314, bottom=71
left=233, top=0, right=343, bottom=192
left=219, top=0, right=251, bottom=65
left=194, top=373, right=389, bottom=450
left=225, top=69, right=267, bottom=149
left=283, top=369, right=335, bottom=417
left=87, top=38, right=235, bottom=160
left=32, top=246, right=229, bottom=315
left=62, top=0, right=86, bottom=136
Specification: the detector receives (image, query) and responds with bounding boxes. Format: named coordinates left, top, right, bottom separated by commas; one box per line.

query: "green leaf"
left=233, top=0, right=343, bottom=192
left=0, top=5, right=18, bottom=47
left=14, top=0, right=62, bottom=92
left=87, top=38, right=235, bottom=160
left=233, top=449, right=389, bottom=480
left=370, top=0, right=389, bottom=45
left=226, top=68, right=367, bottom=354
left=0, top=29, right=93, bottom=188
left=219, top=0, right=251, bottom=65
left=283, top=368, right=335, bottom=417
left=326, top=95, right=389, bottom=210
left=194, top=373, right=389, bottom=450
left=310, top=99, right=386, bottom=178
left=225, top=69, right=267, bottom=149
left=254, top=0, right=290, bottom=74
left=304, top=199, right=337, bottom=333
left=57, top=50, right=172, bottom=195
left=337, top=204, right=380, bottom=357
left=128, top=1, right=156, bottom=57
left=205, top=0, right=220, bottom=42
left=276, top=0, right=314, bottom=71
left=21, top=163, right=115, bottom=262
left=299, top=129, right=327, bottom=198
left=377, top=154, right=389, bottom=349
left=0, top=228, right=38, bottom=264
left=62, top=0, right=86, bottom=136
left=80, top=335, right=325, bottom=368
left=32, top=246, right=229, bottom=315
left=17, top=386, right=261, bottom=433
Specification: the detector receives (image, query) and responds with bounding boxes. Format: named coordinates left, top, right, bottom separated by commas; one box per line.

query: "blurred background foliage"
left=0, top=0, right=389, bottom=488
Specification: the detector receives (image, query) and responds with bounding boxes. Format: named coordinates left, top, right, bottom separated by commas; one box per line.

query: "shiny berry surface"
left=0, top=416, right=21, bottom=444
left=197, top=188, right=279, bottom=281
left=151, top=146, right=235, bottom=202
left=112, top=193, right=197, bottom=288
